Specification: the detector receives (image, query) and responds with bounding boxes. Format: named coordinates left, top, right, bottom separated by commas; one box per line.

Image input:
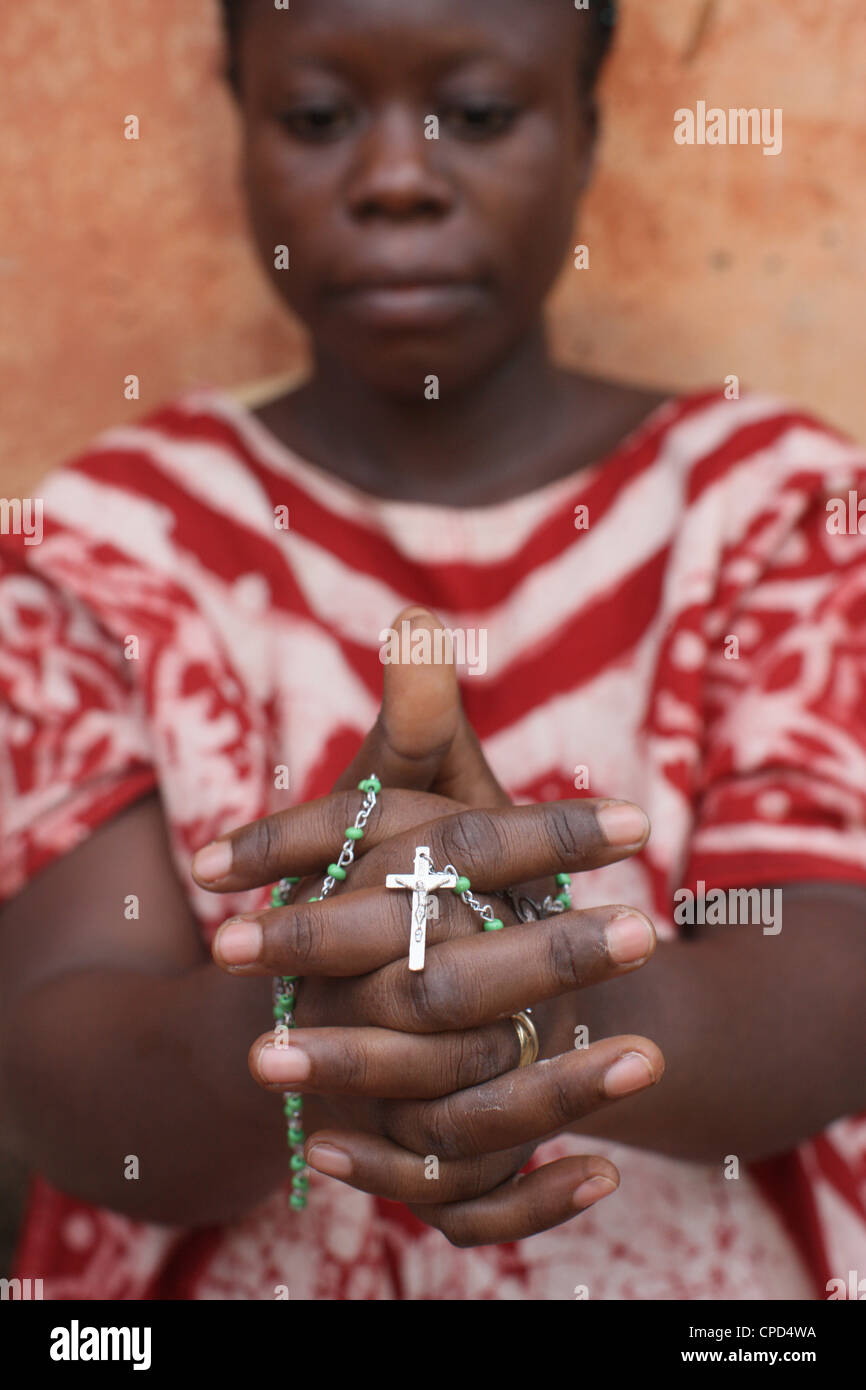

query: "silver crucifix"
left=386, top=846, right=457, bottom=971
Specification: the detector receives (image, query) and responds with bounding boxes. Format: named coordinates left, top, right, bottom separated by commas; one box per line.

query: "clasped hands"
left=192, top=609, right=664, bottom=1246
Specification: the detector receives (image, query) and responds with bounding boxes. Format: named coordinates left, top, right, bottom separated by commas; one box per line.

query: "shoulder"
left=655, top=387, right=865, bottom=492
left=33, top=386, right=259, bottom=515
left=646, top=388, right=866, bottom=568
left=1, top=388, right=284, bottom=624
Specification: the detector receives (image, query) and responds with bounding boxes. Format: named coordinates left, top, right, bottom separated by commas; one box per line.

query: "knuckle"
left=286, top=907, right=322, bottom=970
left=335, top=790, right=358, bottom=833
left=544, top=921, right=587, bottom=990
left=432, top=1204, right=477, bottom=1249
left=332, top=1040, right=369, bottom=1092
left=421, top=1093, right=472, bottom=1161
left=546, top=1064, right=580, bottom=1128
left=437, top=808, right=504, bottom=872
left=543, top=802, right=581, bottom=865
left=248, top=811, right=284, bottom=868
left=402, top=955, right=462, bottom=1032
left=516, top=1177, right=547, bottom=1235
left=451, top=1027, right=508, bottom=1091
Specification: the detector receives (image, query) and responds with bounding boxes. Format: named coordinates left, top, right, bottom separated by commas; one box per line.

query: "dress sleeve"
left=683, top=477, right=866, bottom=895
left=0, top=547, right=158, bottom=905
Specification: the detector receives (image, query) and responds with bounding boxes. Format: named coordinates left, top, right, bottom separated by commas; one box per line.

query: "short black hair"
left=217, top=0, right=618, bottom=101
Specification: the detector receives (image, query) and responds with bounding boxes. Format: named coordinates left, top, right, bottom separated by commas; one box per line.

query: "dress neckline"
left=191, top=384, right=687, bottom=528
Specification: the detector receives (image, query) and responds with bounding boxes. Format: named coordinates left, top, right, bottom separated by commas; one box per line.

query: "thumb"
left=334, top=607, right=510, bottom=807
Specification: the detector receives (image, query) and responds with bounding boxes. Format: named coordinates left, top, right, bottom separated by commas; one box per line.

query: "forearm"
left=544, top=886, right=866, bottom=1162
left=0, top=964, right=323, bottom=1225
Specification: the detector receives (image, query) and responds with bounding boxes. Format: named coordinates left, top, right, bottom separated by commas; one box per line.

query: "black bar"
left=1, top=1296, right=862, bottom=1376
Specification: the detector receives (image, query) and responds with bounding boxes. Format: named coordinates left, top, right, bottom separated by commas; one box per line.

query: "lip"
left=328, top=277, right=486, bottom=330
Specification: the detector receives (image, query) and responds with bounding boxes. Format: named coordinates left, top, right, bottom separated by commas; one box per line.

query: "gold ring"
left=510, top=1009, right=539, bottom=1068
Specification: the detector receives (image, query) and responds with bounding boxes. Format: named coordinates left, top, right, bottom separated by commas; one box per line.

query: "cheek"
left=484, top=181, right=575, bottom=304
left=464, top=125, right=578, bottom=297
left=243, top=126, right=337, bottom=256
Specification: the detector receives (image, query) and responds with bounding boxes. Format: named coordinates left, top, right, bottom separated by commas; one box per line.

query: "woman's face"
left=235, top=0, right=597, bottom=395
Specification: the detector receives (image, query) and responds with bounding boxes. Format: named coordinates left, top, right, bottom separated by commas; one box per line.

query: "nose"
left=345, top=106, right=455, bottom=221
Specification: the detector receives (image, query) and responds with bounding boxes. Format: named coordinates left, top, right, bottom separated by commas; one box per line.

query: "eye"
left=439, top=101, right=520, bottom=140
left=280, top=103, right=356, bottom=142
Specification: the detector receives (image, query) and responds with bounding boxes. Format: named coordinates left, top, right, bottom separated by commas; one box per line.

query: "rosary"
left=270, top=774, right=572, bottom=1211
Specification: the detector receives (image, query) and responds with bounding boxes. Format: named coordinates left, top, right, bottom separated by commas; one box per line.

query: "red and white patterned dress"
left=3, top=385, right=866, bottom=1300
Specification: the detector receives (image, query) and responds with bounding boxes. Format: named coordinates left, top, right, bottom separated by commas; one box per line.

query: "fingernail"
left=597, top=803, right=649, bottom=846
left=193, top=840, right=232, bottom=881
left=306, top=1143, right=352, bottom=1179
left=605, top=913, right=654, bottom=964
left=603, top=1051, right=657, bottom=1098
left=257, top=1045, right=311, bottom=1084
left=573, top=1175, right=618, bottom=1210
left=214, top=918, right=262, bottom=965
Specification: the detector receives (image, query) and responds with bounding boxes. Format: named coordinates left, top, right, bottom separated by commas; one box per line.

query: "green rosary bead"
left=484, top=918, right=505, bottom=931
left=308, top=895, right=320, bottom=902
left=452, top=876, right=471, bottom=895
left=290, top=1154, right=307, bottom=1172
left=281, top=975, right=299, bottom=985
left=327, top=863, right=347, bottom=880
left=556, top=872, right=572, bottom=886
left=289, top=1192, right=307, bottom=1210
left=284, top=1096, right=303, bottom=1115
left=292, top=1173, right=310, bottom=1191
left=557, top=892, right=572, bottom=909
left=346, top=826, right=363, bottom=840
left=288, top=1129, right=305, bottom=1146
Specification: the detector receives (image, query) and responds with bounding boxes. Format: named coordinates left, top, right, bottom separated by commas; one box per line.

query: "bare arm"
left=555, top=883, right=866, bottom=1162
left=0, top=792, right=313, bottom=1226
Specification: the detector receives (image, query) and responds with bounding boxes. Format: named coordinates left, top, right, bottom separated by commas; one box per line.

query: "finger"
left=249, top=1019, right=523, bottom=1098
left=191, top=786, right=462, bottom=891
left=214, top=889, right=652, bottom=1007
left=212, top=879, right=519, bottom=976
left=294, top=904, right=656, bottom=1029
left=303, top=1128, right=535, bottom=1204
left=347, top=797, right=650, bottom=896
left=382, top=1037, right=664, bottom=1158
left=335, top=606, right=511, bottom=808
left=303, top=1131, right=621, bottom=1241
left=194, top=781, right=647, bottom=896
left=411, top=1155, right=621, bottom=1246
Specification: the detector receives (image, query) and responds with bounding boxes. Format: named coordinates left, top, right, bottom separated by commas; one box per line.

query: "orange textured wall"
left=1, top=0, right=865, bottom=495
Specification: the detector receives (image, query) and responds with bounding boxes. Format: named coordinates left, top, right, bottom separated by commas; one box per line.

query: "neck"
left=284, top=323, right=577, bottom=504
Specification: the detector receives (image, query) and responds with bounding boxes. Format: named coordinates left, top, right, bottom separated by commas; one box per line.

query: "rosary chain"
left=271, top=773, right=381, bottom=1210
left=270, top=780, right=571, bottom=1212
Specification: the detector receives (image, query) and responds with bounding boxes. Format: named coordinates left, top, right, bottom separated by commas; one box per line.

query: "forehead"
left=240, top=0, right=580, bottom=71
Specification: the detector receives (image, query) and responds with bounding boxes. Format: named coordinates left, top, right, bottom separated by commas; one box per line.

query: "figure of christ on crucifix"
left=386, top=847, right=458, bottom=971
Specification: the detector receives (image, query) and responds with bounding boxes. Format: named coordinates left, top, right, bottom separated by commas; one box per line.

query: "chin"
left=324, top=332, right=512, bottom=400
